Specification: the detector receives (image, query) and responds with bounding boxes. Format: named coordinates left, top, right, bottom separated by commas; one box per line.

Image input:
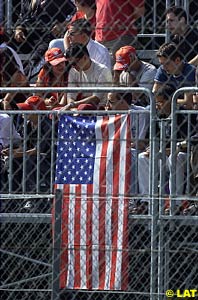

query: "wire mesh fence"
left=0, top=0, right=198, bottom=299
left=0, top=87, right=198, bottom=300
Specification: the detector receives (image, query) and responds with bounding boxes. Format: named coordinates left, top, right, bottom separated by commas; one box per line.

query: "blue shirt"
left=154, top=62, right=196, bottom=89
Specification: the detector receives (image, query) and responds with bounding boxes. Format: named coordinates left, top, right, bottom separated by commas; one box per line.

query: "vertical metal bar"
left=50, top=114, right=56, bottom=194
left=158, top=120, right=167, bottom=300
left=134, top=110, right=139, bottom=195
left=36, top=114, right=41, bottom=194
left=51, top=188, right=63, bottom=300
left=149, top=92, right=159, bottom=300
left=5, top=0, right=12, bottom=32
left=184, top=0, right=189, bottom=23
left=158, top=221, right=165, bottom=300
left=170, top=94, right=177, bottom=214
left=165, top=0, right=170, bottom=43
left=185, top=114, right=191, bottom=195
left=164, top=228, right=170, bottom=294
left=8, top=114, right=14, bottom=193
left=0, top=0, right=3, bottom=24
left=159, top=120, right=167, bottom=214
left=22, top=114, right=28, bottom=194
left=153, top=0, right=158, bottom=35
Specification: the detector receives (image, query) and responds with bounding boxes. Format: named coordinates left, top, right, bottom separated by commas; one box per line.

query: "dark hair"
left=42, top=61, right=71, bottom=85
left=157, top=42, right=183, bottom=60
left=155, top=85, right=175, bottom=100
left=0, top=47, right=20, bottom=82
left=0, top=26, right=9, bottom=44
left=116, top=92, right=132, bottom=106
left=75, top=0, right=96, bottom=10
left=166, top=6, right=187, bottom=23
left=65, top=43, right=90, bottom=59
left=69, top=18, right=92, bottom=37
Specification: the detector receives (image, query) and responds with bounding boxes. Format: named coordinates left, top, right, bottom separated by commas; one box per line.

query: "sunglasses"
left=68, top=31, right=81, bottom=36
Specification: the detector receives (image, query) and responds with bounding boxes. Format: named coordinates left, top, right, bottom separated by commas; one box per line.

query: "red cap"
left=114, top=46, right=136, bottom=70
left=45, top=48, right=67, bottom=66
left=17, top=96, right=47, bottom=110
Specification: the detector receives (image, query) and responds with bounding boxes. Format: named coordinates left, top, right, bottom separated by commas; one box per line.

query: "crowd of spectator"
left=0, top=0, right=198, bottom=215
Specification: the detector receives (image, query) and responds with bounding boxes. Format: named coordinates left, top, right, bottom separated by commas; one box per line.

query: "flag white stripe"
left=57, top=184, right=63, bottom=190
left=104, top=116, right=115, bottom=289
left=92, top=116, right=103, bottom=288
left=115, top=115, right=128, bottom=289
left=80, top=184, right=88, bottom=288
left=67, top=185, right=75, bottom=288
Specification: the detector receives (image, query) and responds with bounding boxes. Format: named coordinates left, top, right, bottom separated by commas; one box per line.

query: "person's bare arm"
left=152, top=81, right=162, bottom=94
left=59, top=93, right=67, bottom=105
left=188, top=55, right=198, bottom=67
left=177, top=92, right=194, bottom=109
left=61, top=95, right=100, bottom=111
left=153, top=82, right=193, bottom=109
left=131, top=2, right=145, bottom=20
left=63, top=30, right=71, bottom=51
left=3, top=71, right=29, bottom=109
left=2, top=147, right=37, bottom=158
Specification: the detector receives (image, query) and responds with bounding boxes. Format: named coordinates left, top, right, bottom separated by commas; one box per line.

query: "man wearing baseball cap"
left=17, top=95, right=47, bottom=110
left=113, top=45, right=156, bottom=106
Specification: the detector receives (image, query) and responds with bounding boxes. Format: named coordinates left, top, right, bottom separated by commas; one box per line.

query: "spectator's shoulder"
left=154, top=65, right=167, bottom=79
left=142, top=61, right=157, bottom=71
left=183, top=62, right=196, bottom=75
left=0, top=113, right=10, bottom=121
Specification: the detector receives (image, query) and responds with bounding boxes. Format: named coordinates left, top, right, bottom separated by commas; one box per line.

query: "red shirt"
left=95, top=0, right=144, bottom=42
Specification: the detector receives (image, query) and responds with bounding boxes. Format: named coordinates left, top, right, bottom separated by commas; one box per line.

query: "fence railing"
left=0, top=87, right=198, bottom=300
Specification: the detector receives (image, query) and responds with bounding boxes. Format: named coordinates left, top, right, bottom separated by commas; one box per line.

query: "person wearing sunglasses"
left=49, top=18, right=111, bottom=70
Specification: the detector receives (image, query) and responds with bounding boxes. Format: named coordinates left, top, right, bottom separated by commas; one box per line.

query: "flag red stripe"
left=60, top=185, right=70, bottom=288
left=121, top=117, right=132, bottom=290
left=110, top=115, right=121, bottom=289
left=86, top=184, right=93, bottom=289
left=74, top=184, right=82, bottom=288
left=98, top=116, right=109, bottom=289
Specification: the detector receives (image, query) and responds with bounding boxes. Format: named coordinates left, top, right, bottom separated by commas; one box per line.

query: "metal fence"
left=2, top=0, right=196, bottom=49
left=0, top=87, right=198, bottom=300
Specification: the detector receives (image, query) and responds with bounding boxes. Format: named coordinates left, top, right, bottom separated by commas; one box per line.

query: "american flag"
left=55, top=114, right=131, bottom=290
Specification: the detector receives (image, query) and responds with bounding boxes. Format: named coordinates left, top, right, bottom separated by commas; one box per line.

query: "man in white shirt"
left=62, top=43, right=112, bottom=110
left=49, top=18, right=111, bottom=70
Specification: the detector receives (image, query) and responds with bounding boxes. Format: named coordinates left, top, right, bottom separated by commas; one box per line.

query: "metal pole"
left=0, top=0, right=4, bottom=24
left=5, top=0, right=12, bottom=32
left=51, top=188, right=63, bottom=300
left=149, top=92, right=159, bottom=300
